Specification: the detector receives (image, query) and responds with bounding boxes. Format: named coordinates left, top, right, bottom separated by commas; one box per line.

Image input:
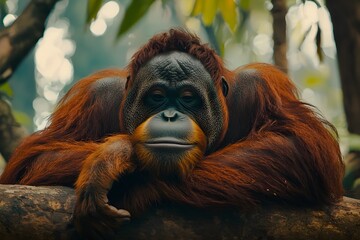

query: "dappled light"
left=185, top=18, right=201, bottom=33
left=89, top=0, right=120, bottom=37
left=287, top=1, right=337, bottom=68
left=252, top=33, right=273, bottom=56
left=3, top=0, right=17, bottom=26
left=90, top=18, right=107, bottom=36
left=2, top=13, right=16, bottom=26
left=4, top=0, right=17, bottom=13
left=98, top=1, right=120, bottom=20
left=34, top=6, right=75, bottom=130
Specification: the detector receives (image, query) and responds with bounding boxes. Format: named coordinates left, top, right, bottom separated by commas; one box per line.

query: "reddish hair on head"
left=128, top=28, right=226, bottom=87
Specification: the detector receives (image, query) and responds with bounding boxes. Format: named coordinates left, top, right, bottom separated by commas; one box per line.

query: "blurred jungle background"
left=0, top=0, right=359, bottom=198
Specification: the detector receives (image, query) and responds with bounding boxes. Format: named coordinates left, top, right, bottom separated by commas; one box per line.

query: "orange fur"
left=0, top=29, right=344, bottom=238
left=0, top=69, right=127, bottom=185
left=160, top=63, right=344, bottom=207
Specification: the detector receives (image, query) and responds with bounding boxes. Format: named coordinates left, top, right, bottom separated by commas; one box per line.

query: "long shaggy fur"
left=0, top=29, right=344, bottom=215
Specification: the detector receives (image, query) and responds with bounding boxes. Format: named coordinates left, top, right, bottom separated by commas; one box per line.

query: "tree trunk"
left=327, top=0, right=360, bottom=199
left=0, top=99, right=28, bottom=161
left=0, top=184, right=359, bottom=240
left=271, top=0, right=288, bottom=72
left=326, top=0, right=360, bottom=135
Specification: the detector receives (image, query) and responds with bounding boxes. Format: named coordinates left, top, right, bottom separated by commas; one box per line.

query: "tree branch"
left=0, top=0, right=60, bottom=83
left=0, top=98, right=27, bottom=161
left=0, top=184, right=359, bottom=240
left=326, top=0, right=360, bottom=135
left=271, top=0, right=288, bottom=72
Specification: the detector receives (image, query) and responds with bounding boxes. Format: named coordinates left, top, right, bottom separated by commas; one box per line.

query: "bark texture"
left=0, top=185, right=359, bottom=240
left=326, top=0, right=360, bottom=134
left=271, top=0, right=288, bottom=72
left=0, top=0, right=60, bottom=83
left=0, top=99, right=28, bottom=161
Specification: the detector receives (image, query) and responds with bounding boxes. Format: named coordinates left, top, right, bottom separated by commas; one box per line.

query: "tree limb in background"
left=0, top=98, right=27, bottom=161
left=0, top=0, right=60, bottom=84
left=271, top=0, right=288, bottom=73
left=0, top=184, right=359, bottom=240
left=327, top=0, right=360, bottom=199
left=326, top=0, right=360, bottom=135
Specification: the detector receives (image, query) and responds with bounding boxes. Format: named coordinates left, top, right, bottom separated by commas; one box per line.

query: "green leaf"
left=0, top=83, right=13, bottom=97
left=86, top=0, right=103, bottom=24
left=219, top=0, right=237, bottom=32
left=191, top=0, right=203, bottom=16
left=304, top=74, right=325, bottom=87
left=0, top=0, right=8, bottom=18
left=239, top=0, right=251, bottom=11
left=13, top=110, right=32, bottom=127
left=202, top=0, right=218, bottom=26
left=117, top=0, right=156, bottom=39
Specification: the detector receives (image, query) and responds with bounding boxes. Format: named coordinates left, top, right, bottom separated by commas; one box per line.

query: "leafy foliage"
left=86, top=0, right=103, bottom=24
left=85, top=0, right=250, bottom=53
left=13, top=110, right=32, bottom=128
left=0, top=0, right=7, bottom=7
left=0, top=83, right=13, bottom=97
left=192, top=0, right=239, bottom=32
left=0, top=0, right=8, bottom=26
left=117, top=0, right=156, bottom=39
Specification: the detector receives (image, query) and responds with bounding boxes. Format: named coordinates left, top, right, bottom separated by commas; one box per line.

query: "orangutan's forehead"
left=146, top=51, right=210, bottom=82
